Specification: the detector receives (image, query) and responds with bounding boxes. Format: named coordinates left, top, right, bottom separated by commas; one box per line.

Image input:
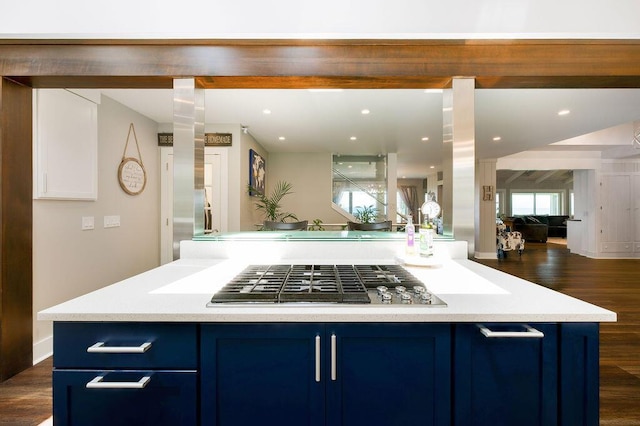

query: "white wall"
left=33, top=95, right=160, bottom=362
left=2, top=0, right=639, bottom=39
left=266, top=153, right=348, bottom=226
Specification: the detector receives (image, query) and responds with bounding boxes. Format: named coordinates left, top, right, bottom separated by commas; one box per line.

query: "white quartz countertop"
left=38, top=253, right=617, bottom=323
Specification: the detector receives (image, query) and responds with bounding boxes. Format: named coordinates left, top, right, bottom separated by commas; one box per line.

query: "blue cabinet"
left=53, top=370, right=197, bottom=426
left=453, top=323, right=600, bottom=426
left=454, top=323, right=558, bottom=426
left=51, top=321, right=599, bottom=426
left=326, top=323, right=451, bottom=426
left=52, top=322, right=198, bottom=426
left=201, top=323, right=451, bottom=426
left=559, top=323, right=600, bottom=426
left=201, top=323, right=325, bottom=426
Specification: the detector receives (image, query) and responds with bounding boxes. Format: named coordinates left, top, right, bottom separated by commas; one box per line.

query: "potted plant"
left=353, top=205, right=378, bottom=223
left=309, top=218, right=325, bottom=231
left=248, top=180, right=298, bottom=224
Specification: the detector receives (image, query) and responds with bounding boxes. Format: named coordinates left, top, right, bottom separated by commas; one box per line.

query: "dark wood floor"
left=0, top=356, right=51, bottom=425
left=1, top=241, right=638, bottom=425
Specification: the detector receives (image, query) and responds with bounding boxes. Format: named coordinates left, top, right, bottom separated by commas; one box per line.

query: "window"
left=495, top=190, right=506, bottom=217
left=511, top=191, right=562, bottom=215
left=396, top=192, right=410, bottom=222
left=569, top=191, right=574, bottom=217
left=332, top=155, right=387, bottom=219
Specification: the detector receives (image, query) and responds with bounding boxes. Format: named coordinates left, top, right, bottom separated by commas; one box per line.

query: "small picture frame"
left=249, top=149, right=266, bottom=196
left=482, top=185, right=493, bottom=201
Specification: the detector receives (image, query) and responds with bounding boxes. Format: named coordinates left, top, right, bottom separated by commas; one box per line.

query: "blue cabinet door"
left=453, top=323, right=558, bottom=426
left=326, top=323, right=452, bottom=426
left=53, top=370, right=197, bottom=426
left=559, top=323, right=599, bottom=426
left=201, top=323, right=325, bottom=426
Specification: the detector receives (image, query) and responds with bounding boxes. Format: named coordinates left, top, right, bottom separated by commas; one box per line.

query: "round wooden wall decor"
left=118, top=157, right=147, bottom=195
left=118, top=123, right=147, bottom=195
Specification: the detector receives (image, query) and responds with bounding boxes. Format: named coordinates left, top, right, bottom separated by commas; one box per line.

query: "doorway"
left=160, top=147, right=229, bottom=264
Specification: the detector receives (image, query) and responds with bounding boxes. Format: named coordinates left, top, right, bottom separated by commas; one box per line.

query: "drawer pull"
left=478, top=325, right=544, bottom=338
left=315, top=335, right=321, bottom=383
left=86, top=375, right=151, bottom=389
left=87, top=341, right=152, bottom=353
left=331, top=334, right=337, bottom=381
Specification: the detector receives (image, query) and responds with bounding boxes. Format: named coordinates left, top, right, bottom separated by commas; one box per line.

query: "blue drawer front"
left=54, top=322, right=197, bottom=369
left=53, top=369, right=197, bottom=426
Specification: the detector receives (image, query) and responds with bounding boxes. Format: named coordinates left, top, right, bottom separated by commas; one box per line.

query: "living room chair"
left=496, top=220, right=525, bottom=258
left=262, top=220, right=308, bottom=231
left=347, top=221, right=392, bottom=231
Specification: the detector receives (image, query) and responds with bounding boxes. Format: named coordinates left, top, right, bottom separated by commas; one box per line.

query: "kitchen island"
left=39, top=233, right=615, bottom=426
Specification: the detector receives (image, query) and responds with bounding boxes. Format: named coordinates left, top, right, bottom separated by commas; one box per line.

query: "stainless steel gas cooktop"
left=207, top=264, right=446, bottom=307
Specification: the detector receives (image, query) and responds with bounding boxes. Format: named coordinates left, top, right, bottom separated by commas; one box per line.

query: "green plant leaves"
left=248, top=180, right=298, bottom=223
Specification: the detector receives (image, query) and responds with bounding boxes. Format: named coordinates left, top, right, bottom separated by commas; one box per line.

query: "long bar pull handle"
left=87, top=342, right=152, bottom=353
left=86, top=375, right=151, bottom=389
left=478, top=325, right=544, bottom=338
left=315, top=335, right=321, bottom=382
left=331, top=334, right=337, bottom=381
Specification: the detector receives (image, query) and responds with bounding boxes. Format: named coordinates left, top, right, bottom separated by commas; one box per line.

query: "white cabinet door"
left=600, top=175, right=631, bottom=251
left=33, top=89, right=98, bottom=200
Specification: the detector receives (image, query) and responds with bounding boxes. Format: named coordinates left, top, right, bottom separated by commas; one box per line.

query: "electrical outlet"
left=104, top=215, right=121, bottom=228
left=82, top=216, right=94, bottom=230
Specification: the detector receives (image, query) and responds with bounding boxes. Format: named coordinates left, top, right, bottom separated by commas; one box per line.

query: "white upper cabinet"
left=33, top=89, right=99, bottom=200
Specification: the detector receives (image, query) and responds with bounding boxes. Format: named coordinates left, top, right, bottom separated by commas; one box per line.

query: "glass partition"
left=332, top=154, right=387, bottom=220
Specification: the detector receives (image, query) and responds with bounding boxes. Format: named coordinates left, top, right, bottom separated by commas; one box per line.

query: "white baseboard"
left=33, top=335, right=53, bottom=365
left=474, top=251, right=498, bottom=259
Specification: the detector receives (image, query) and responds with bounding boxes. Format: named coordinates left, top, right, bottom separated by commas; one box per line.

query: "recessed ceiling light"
left=429, top=165, right=435, bottom=169
left=262, top=109, right=271, bottom=114
left=361, top=109, right=370, bottom=115
left=493, top=136, right=501, bottom=141
left=558, top=109, right=571, bottom=116
left=421, top=137, right=429, bottom=141
left=442, top=106, right=453, bottom=112
left=347, top=165, right=353, bottom=168
left=278, top=136, right=285, bottom=141
left=350, top=136, right=357, bottom=141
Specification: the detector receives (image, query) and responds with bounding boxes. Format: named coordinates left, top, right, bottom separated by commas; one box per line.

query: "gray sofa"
left=510, top=215, right=569, bottom=242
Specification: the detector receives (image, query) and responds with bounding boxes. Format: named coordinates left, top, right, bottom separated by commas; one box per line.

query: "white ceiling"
left=101, top=88, right=640, bottom=178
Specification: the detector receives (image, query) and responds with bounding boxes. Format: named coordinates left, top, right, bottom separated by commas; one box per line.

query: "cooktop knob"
left=395, top=285, right=406, bottom=294
left=420, top=293, right=432, bottom=304
left=401, top=293, right=413, bottom=304
left=377, top=285, right=388, bottom=295
left=413, top=286, right=426, bottom=294
left=381, top=293, right=393, bottom=304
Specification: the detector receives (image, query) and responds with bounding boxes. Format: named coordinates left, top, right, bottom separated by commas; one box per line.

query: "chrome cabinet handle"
left=315, top=335, right=321, bottom=382
left=86, top=375, right=151, bottom=389
left=87, top=341, right=152, bottom=353
left=478, top=324, right=544, bottom=338
left=331, top=334, right=337, bottom=381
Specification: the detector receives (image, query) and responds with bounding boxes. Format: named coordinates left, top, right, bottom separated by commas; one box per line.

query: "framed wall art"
left=249, top=149, right=266, bottom=196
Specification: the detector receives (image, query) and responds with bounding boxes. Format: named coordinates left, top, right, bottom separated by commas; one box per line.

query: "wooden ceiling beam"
left=3, top=39, right=640, bottom=89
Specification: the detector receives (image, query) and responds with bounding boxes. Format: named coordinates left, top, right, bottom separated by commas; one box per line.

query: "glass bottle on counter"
left=405, top=215, right=416, bottom=256
left=419, top=218, right=435, bottom=257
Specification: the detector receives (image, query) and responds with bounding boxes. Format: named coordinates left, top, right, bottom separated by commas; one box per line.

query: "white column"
left=443, top=78, right=476, bottom=256
left=172, top=78, right=205, bottom=260
left=475, top=159, right=497, bottom=259
left=386, top=153, right=398, bottom=222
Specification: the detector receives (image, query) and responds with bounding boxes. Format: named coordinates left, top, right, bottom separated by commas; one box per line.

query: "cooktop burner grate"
left=208, top=264, right=439, bottom=305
